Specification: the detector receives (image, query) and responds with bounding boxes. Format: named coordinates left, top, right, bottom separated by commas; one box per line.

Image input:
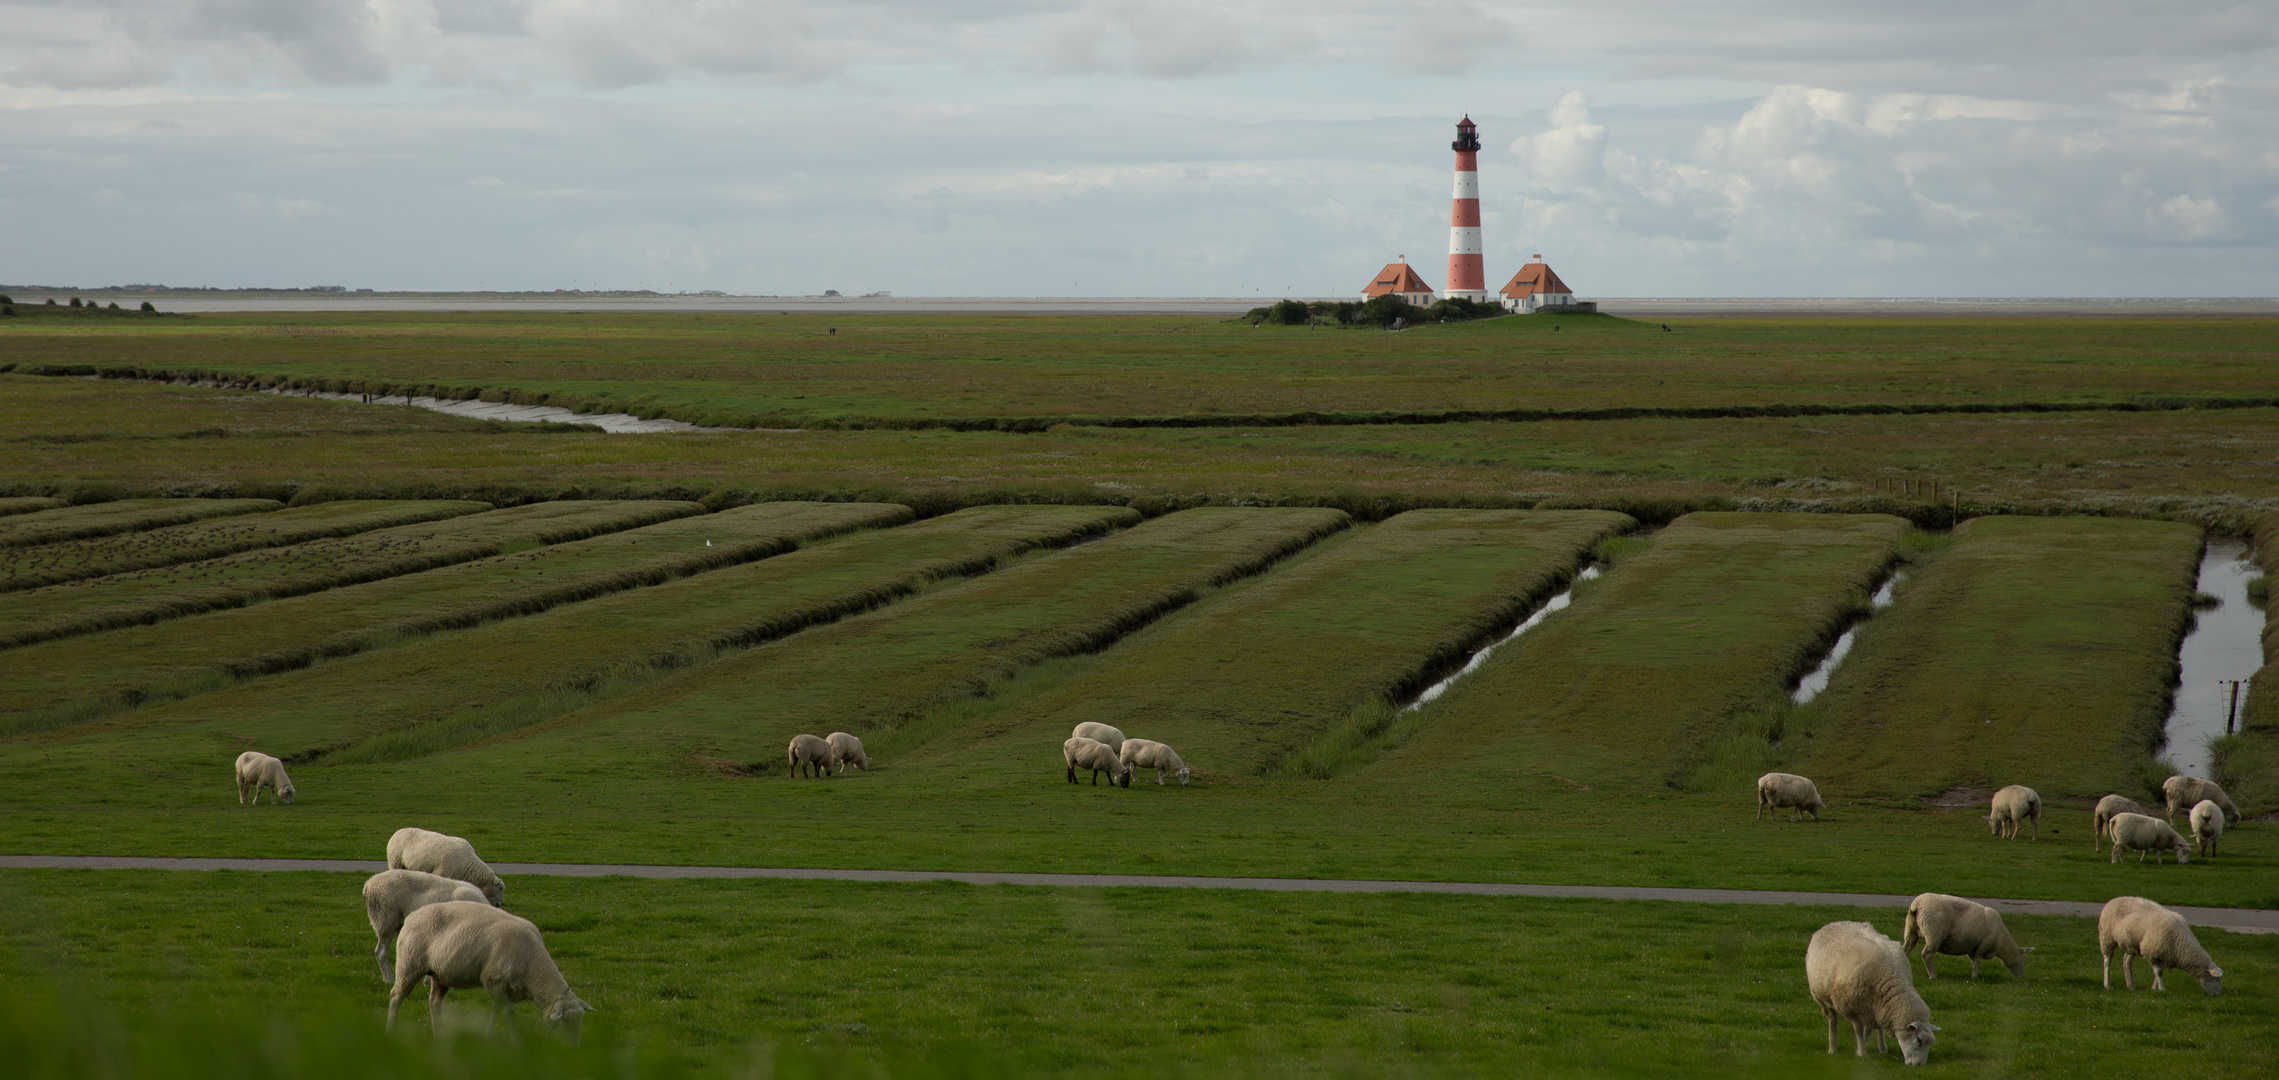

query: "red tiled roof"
left=1363, top=262, right=1434, bottom=297
left=1499, top=260, right=1573, bottom=298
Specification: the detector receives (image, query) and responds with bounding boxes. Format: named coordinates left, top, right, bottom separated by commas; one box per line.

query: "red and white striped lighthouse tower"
left=1445, top=115, right=1488, bottom=302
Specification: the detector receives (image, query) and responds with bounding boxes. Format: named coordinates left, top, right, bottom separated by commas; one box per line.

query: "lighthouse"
left=1444, top=116, right=1488, bottom=302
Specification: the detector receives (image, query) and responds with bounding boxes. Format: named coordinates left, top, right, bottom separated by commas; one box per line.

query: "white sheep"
left=388, top=900, right=593, bottom=1039
left=2190, top=799, right=2225, bottom=860
left=1901, top=893, right=2030, bottom=980
left=2099, top=896, right=2222, bottom=995
left=1118, top=738, right=1191, bottom=786
left=2093, top=794, right=2152, bottom=853
left=1985, top=785, right=2040, bottom=841
left=787, top=733, right=838, bottom=778
left=1806, top=920, right=1939, bottom=1065
left=364, top=869, right=490, bottom=981
left=1757, top=772, right=1824, bottom=822
left=2105, top=813, right=2190, bottom=864
left=826, top=731, right=868, bottom=774
left=387, top=827, right=506, bottom=906
left=234, top=750, right=295, bottom=805
left=1064, top=736, right=1130, bottom=787
left=2162, top=775, right=2240, bottom=826
left=1070, top=722, right=1126, bottom=753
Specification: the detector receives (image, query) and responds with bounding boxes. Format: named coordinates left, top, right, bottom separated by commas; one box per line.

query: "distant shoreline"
left=4, top=289, right=2274, bottom=317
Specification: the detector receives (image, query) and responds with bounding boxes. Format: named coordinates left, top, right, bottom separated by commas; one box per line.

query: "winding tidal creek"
left=2163, top=539, right=2266, bottom=778
left=1403, top=565, right=1601, bottom=711
left=1789, top=572, right=1903, bottom=705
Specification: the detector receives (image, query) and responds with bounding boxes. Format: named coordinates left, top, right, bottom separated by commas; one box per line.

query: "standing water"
left=1790, top=572, right=1905, bottom=705
left=1404, top=566, right=1601, bottom=711
left=2163, top=539, right=2266, bottom=778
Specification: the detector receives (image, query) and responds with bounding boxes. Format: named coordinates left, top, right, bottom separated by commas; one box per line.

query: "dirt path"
left=4, top=855, right=2270, bottom=934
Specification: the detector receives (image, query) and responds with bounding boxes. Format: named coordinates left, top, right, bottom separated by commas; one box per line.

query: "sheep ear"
left=2207, top=967, right=2222, bottom=978
left=2023, top=946, right=2036, bottom=953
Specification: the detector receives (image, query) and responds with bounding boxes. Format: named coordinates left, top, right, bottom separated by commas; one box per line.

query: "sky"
left=2, top=1, right=2275, bottom=297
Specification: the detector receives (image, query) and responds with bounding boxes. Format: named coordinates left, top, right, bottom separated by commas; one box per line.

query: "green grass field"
left=3, top=870, right=2271, bottom=1079
left=1796, top=517, right=2203, bottom=800
left=0, top=499, right=699, bottom=649
left=1379, top=512, right=1907, bottom=792
left=478, top=506, right=1349, bottom=771
left=7, top=373, right=2276, bottom=530
left=904, top=509, right=1632, bottom=781
left=0, top=313, right=2272, bottom=1077
left=0, top=496, right=280, bottom=547
left=0, top=501, right=913, bottom=737
left=0, top=498, right=485, bottom=591
left=6, top=312, right=2278, bottom=429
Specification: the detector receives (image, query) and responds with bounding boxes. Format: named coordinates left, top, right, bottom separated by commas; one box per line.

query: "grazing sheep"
left=826, top=731, right=868, bottom=774
left=1064, top=736, right=1130, bottom=787
left=2099, top=896, right=2222, bottom=995
left=364, top=869, right=490, bottom=981
left=2163, top=776, right=2240, bottom=826
left=1985, top=785, right=2041, bottom=841
left=388, top=900, right=593, bottom=1040
left=2106, top=813, right=2190, bottom=865
left=387, top=827, right=506, bottom=906
left=2093, top=795, right=2152, bottom=853
left=1070, top=722, right=1126, bottom=753
left=2190, top=800, right=2225, bottom=860
left=1901, top=893, right=2029, bottom=980
left=1757, top=772, right=1824, bottom=822
left=1118, top=738, right=1191, bottom=786
left=1805, top=921, right=1939, bottom=1065
left=234, top=750, right=295, bottom=805
left=788, top=733, right=838, bottom=778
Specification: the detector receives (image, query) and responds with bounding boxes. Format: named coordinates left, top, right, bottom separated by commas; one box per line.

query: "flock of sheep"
left=1063, top=722, right=1189, bottom=787
left=234, top=758, right=589, bottom=1037
left=367, top=827, right=592, bottom=1039
left=234, top=741, right=2239, bottom=1064
left=1761, top=770, right=2242, bottom=1064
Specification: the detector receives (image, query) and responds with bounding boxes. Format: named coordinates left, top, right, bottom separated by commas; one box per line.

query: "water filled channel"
left=2162, top=539, right=2266, bottom=778
left=1789, top=572, right=1904, bottom=705
left=1403, top=566, right=1600, bottom=711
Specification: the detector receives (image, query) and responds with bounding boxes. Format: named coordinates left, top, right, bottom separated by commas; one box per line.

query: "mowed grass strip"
left=6, top=505, right=1136, bottom=767
left=1796, top=517, right=2202, bottom=800
left=906, top=509, right=1634, bottom=780
left=3, top=871, right=2273, bottom=1079
left=0, top=497, right=65, bottom=518
left=1377, top=512, right=1909, bottom=790
left=0, top=497, right=280, bottom=548
left=0, top=500, right=699, bottom=650
left=478, top=507, right=1351, bottom=771
left=0, top=499, right=487, bottom=592
left=0, top=502, right=914, bottom=738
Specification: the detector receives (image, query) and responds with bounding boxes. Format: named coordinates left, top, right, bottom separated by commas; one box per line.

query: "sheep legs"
left=1821, top=1005, right=1838, bottom=1053
left=375, top=935, right=394, bottom=982
left=2151, top=962, right=2168, bottom=991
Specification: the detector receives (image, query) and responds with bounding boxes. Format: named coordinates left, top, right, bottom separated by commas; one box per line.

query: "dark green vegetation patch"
left=0, top=498, right=487, bottom=592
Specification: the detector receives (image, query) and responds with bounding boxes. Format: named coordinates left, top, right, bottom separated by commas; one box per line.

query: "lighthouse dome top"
left=1452, top=115, right=1481, bottom=152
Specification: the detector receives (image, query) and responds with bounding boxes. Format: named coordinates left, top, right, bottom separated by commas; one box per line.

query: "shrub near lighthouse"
left=1445, top=116, right=1488, bottom=302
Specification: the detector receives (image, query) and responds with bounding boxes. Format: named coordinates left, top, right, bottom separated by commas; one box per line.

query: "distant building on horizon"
left=1362, top=259, right=1436, bottom=306
left=1500, top=255, right=1594, bottom=313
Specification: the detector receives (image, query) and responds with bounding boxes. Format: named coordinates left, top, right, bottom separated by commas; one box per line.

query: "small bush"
left=1264, top=299, right=1311, bottom=325
left=139, top=301, right=156, bottom=312
left=1423, top=296, right=1503, bottom=322
left=68, top=297, right=82, bottom=308
left=2247, top=575, right=2268, bottom=607
left=2191, top=590, right=2223, bottom=609
left=1352, top=294, right=1424, bottom=327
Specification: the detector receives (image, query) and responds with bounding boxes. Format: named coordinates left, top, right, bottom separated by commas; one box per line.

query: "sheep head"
left=1896, top=1020, right=1938, bottom=1066
left=2197, top=966, right=2223, bottom=996
left=545, top=994, right=592, bottom=1043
